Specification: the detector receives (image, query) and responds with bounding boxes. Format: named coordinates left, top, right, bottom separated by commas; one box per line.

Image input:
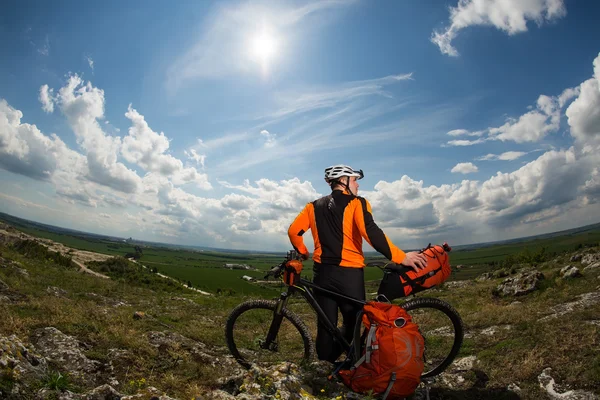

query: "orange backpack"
left=338, top=302, right=424, bottom=399
left=378, top=243, right=452, bottom=300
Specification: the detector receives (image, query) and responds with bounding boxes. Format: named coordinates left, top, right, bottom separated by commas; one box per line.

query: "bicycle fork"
left=261, top=292, right=291, bottom=351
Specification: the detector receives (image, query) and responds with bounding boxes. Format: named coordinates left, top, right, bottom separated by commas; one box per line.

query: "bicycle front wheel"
left=225, top=300, right=315, bottom=369
left=403, top=297, right=464, bottom=378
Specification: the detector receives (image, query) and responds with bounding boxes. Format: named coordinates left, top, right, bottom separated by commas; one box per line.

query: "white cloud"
left=260, top=129, right=276, bottom=147
left=56, top=75, right=142, bottom=193
left=447, top=128, right=483, bottom=137
left=566, top=52, right=600, bottom=145
left=39, top=85, right=55, bottom=113
left=0, top=99, right=80, bottom=181
left=432, top=0, right=566, bottom=56
left=185, top=149, right=206, bottom=168
left=122, top=105, right=211, bottom=189
left=451, top=162, right=478, bottom=174
left=489, top=95, right=559, bottom=143
left=86, top=55, right=94, bottom=72
left=477, top=151, right=527, bottom=161
left=446, top=139, right=485, bottom=146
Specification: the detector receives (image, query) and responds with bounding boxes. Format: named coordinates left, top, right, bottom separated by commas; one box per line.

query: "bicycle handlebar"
left=264, top=262, right=285, bottom=279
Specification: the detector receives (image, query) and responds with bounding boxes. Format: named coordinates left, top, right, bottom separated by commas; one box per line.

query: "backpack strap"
left=381, top=371, right=397, bottom=400
left=351, top=324, right=378, bottom=368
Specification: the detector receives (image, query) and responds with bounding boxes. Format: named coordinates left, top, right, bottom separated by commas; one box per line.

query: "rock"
left=538, top=367, right=598, bottom=399
left=0, top=278, right=8, bottom=291
left=480, top=325, right=512, bottom=336
left=507, top=383, right=521, bottom=393
left=583, top=262, right=600, bottom=272
left=121, top=386, right=178, bottom=399
left=570, top=254, right=582, bottom=262
left=46, top=286, right=68, bottom=297
left=476, top=272, right=492, bottom=282
left=581, top=253, right=600, bottom=266
left=492, top=271, right=545, bottom=297
left=31, top=327, right=102, bottom=387
left=539, top=291, right=600, bottom=321
left=560, top=266, right=582, bottom=279
left=444, top=280, right=472, bottom=289
left=0, top=334, right=49, bottom=398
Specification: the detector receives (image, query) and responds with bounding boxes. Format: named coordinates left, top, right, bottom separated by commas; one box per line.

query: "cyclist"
left=288, top=164, right=427, bottom=362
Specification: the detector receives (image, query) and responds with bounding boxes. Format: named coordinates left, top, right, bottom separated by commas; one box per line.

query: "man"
left=288, top=164, right=427, bottom=362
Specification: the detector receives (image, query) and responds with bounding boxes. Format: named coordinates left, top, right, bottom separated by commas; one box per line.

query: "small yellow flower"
left=320, top=389, right=325, bottom=393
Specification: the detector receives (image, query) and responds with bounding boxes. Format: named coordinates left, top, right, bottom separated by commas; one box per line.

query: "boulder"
left=559, top=266, right=582, bottom=279
left=492, top=271, right=545, bottom=297
left=569, top=254, right=582, bottom=262
left=581, top=253, right=600, bottom=266
left=31, top=327, right=103, bottom=387
left=0, top=334, right=49, bottom=398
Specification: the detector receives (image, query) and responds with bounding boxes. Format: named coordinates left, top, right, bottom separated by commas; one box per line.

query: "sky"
left=1, top=0, right=600, bottom=252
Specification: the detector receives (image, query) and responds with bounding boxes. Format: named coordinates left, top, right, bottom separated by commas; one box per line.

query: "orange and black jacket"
left=288, top=190, right=406, bottom=268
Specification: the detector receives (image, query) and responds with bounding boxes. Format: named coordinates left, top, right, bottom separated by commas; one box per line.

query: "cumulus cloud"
left=56, top=75, right=142, bottom=193
left=39, top=85, right=55, bottom=113
left=566, top=52, right=600, bottom=145
left=432, top=0, right=566, bottom=56
left=451, top=162, right=478, bottom=174
left=489, top=95, right=560, bottom=143
left=0, top=99, right=81, bottom=181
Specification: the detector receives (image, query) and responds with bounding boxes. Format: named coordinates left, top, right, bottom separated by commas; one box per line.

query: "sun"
left=248, top=25, right=279, bottom=74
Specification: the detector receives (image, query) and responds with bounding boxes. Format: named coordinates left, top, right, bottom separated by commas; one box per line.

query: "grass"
left=1, top=219, right=600, bottom=399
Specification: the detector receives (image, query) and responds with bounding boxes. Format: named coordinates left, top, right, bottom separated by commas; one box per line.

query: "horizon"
left=2, top=210, right=599, bottom=255
left=1, top=1, right=600, bottom=252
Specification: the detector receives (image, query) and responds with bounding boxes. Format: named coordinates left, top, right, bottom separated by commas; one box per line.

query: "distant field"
left=2, top=213, right=600, bottom=295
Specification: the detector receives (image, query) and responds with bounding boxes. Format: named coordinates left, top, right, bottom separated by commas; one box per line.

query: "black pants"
left=313, top=263, right=365, bottom=363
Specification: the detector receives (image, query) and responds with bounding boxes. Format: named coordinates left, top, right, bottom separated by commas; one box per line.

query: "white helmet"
left=324, top=165, right=364, bottom=183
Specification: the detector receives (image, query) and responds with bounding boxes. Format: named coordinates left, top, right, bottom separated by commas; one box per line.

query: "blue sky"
left=1, top=0, right=600, bottom=251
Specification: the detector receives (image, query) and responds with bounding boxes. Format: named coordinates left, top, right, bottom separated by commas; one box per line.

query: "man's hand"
left=300, top=252, right=309, bottom=261
left=401, top=251, right=427, bottom=272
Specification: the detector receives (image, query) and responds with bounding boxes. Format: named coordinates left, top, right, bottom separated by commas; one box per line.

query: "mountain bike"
left=225, top=250, right=464, bottom=379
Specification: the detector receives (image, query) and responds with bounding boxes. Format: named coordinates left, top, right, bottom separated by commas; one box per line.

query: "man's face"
left=349, top=176, right=359, bottom=195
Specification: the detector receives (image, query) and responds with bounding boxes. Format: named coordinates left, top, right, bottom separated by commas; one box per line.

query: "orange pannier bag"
left=283, top=260, right=303, bottom=286
left=378, top=243, right=452, bottom=300
left=338, top=302, right=424, bottom=399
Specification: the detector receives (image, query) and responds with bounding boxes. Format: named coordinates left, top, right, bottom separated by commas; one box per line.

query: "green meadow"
left=3, top=214, right=600, bottom=295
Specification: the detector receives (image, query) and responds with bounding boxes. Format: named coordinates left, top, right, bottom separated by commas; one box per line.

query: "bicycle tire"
left=225, top=299, right=315, bottom=369
left=402, top=297, right=464, bottom=378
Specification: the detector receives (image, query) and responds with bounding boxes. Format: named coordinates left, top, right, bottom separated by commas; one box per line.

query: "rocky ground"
left=1, top=224, right=599, bottom=399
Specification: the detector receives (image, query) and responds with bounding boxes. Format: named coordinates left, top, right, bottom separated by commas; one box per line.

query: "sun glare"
left=248, top=25, right=279, bottom=74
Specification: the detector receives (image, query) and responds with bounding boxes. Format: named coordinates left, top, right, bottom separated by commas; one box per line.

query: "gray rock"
left=560, top=266, right=582, bottom=279
left=581, top=253, right=600, bottom=266
left=444, top=280, right=472, bottom=289
left=31, top=327, right=102, bottom=387
left=538, top=367, right=598, bottom=399
left=493, top=271, right=545, bottom=297
left=539, top=291, right=600, bottom=321
left=570, top=254, right=582, bottom=262
left=0, top=334, right=49, bottom=397
left=583, top=262, right=600, bottom=272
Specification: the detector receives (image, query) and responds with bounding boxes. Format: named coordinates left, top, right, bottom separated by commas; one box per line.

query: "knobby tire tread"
left=225, top=299, right=315, bottom=369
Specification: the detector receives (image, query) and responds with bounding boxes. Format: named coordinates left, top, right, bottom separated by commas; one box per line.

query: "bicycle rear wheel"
left=402, top=297, right=464, bottom=378
left=225, top=299, right=315, bottom=369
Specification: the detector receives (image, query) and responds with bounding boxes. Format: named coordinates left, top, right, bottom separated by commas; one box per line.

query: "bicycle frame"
left=262, top=276, right=366, bottom=355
